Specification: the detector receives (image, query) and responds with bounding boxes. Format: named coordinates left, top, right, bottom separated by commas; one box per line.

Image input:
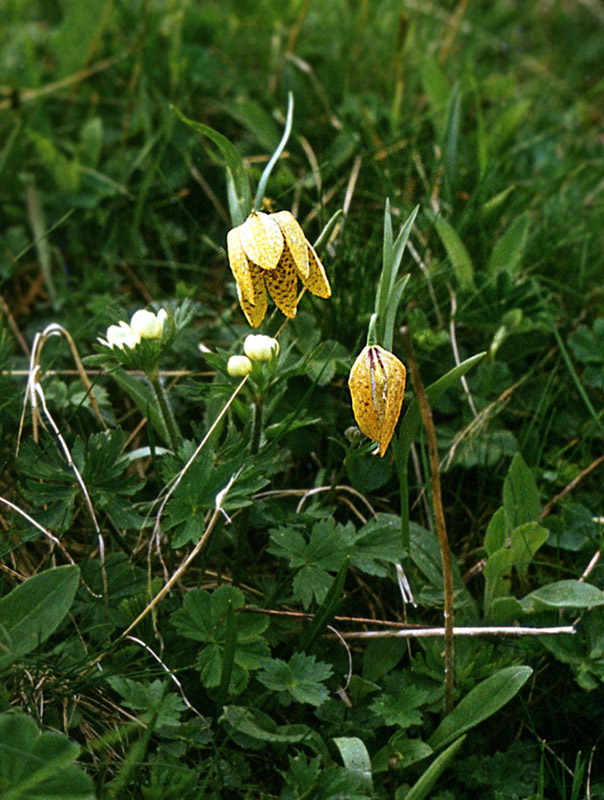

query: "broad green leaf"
left=362, top=637, right=406, bottom=684
left=487, top=213, right=530, bottom=276
left=0, top=565, right=79, bottom=672
left=484, top=507, right=507, bottom=556
left=333, top=737, right=373, bottom=794
left=521, top=580, right=604, bottom=612
left=370, top=686, right=428, bottom=729
left=508, top=521, right=549, bottom=582
left=503, top=453, right=540, bottom=530
left=483, top=548, right=514, bottom=616
left=396, top=736, right=466, bottom=800
left=432, top=215, right=474, bottom=291
left=172, top=106, right=251, bottom=225
left=0, top=713, right=95, bottom=799
left=428, top=666, right=532, bottom=750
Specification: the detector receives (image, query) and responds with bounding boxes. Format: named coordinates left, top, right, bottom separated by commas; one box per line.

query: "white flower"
left=243, top=334, right=280, bottom=362
left=130, top=308, right=168, bottom=340
left=227, top=355, right=253, bottom=377
left=98, top=321, right=140, bottom=350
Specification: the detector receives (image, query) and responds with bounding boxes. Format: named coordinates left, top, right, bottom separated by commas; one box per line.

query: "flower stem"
left=250, top=397, right=264, bottom=455
left=401, top=326, right=455, bottom=715
left=149, top=373, right=182, bottom=453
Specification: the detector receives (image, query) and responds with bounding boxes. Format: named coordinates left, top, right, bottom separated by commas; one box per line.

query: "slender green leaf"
left=396, top=736, right=466, bottom=800
left=172, top=105, right=251, bottom=225
left=431, top=214, right=475, bottom=291
left=111, top=369, right=170, bottom=446
left=428, top=666, right=532, bottom=750
left=254, top=92, right=293, bottom=210
left=299, top=555, right=350, bottom=651
left=487, top=213, right=530, bottom=276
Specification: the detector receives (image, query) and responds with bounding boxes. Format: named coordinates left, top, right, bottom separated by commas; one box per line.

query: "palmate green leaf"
left=369, top=685, right=428, bottom=729
left=171, top=587, right=269, bottom=696
left=107, top=677, right=186, bottom=727
left=257, top=652, right=333, bottom=707
left=0, top=713, right=95, bottom=800
left=0, top=566, right=80, bottom=672
left=268, top=518, right=351, bottom=609
left=428, top=666, right=532, bottom=751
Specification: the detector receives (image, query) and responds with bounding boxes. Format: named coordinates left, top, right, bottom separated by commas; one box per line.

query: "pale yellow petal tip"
left=240, top=211, right=284, bottom=271
left=304, top=243, right=331, bottom=298
left=348, top=345, right=406, bottom=457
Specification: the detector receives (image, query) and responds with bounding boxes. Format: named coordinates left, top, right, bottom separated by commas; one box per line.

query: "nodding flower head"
left=348, top=345, right=406, bottom=457
left=227, top=210, right=331, bottom=327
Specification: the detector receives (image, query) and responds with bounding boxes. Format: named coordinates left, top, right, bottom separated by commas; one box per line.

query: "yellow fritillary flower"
left=227, top=210, right=331, bottom=327
left=348, top=345, right=406, bottom=457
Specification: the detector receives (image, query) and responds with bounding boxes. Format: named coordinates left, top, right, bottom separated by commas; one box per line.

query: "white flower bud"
left=130, top=308, right=168, bottom=340
left=227, top=355, right=253, bottom=377
left=243, top=334, right=280, bottom=362
left=100, top=321, right=140, bottom=350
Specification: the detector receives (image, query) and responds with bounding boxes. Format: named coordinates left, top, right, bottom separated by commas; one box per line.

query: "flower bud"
left=243, top=334, right=280, bottom=362
left=130, top=308, right=168, bottom=340
left=227, top=355, right=253, bottom=377
left=101, top=321, right=140, bottom=350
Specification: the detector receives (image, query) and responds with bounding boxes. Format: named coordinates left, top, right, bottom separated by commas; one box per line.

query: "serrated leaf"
left=257, top=652, right=333, bottom=706
left=171, top=587, right=268, bottom=696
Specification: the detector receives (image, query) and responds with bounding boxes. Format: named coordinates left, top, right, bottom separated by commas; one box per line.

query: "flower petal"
left=227, top=226, right=255, bottom=304
left=240, top=212, right=283, bottom=271
left=238, top=262, right=268, bottom=327
left=264, top=247, right=298, bottom=318
left=272, top=210, right=309, bottom=279
left=348, top=345, right=406, bottom=457
left=301, top=242, right=331, bottom=298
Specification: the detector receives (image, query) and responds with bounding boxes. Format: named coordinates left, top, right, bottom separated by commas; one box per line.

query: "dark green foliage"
left=2, top=1, right=604, bottom=797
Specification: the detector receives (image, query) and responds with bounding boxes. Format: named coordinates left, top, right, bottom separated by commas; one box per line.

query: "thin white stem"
left=336, top=626, right=576, bottom=639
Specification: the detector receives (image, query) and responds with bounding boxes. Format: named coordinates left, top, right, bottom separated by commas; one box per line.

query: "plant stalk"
left=149, top=373, right=181, bottom=453
left=401, top=326, right=455, bottom=714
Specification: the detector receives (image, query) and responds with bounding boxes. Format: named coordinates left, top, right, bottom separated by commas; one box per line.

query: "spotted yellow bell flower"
left=227, top=210, right=331, bottom=327
left=348, top=345, right=406, bottom=457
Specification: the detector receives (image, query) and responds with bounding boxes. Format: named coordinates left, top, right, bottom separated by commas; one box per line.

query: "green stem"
left=149, top=373, right=181, bottom=453
left=250, top=397, right=264, bottom=455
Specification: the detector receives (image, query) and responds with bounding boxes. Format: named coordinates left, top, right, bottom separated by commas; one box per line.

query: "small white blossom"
left=130, top=308, right=168, bottom=339
left=227, top=355, right=253, bottom=377
left=98, top=321, right=140, bottom=350
left=243, top=334, right=280, bottom=362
